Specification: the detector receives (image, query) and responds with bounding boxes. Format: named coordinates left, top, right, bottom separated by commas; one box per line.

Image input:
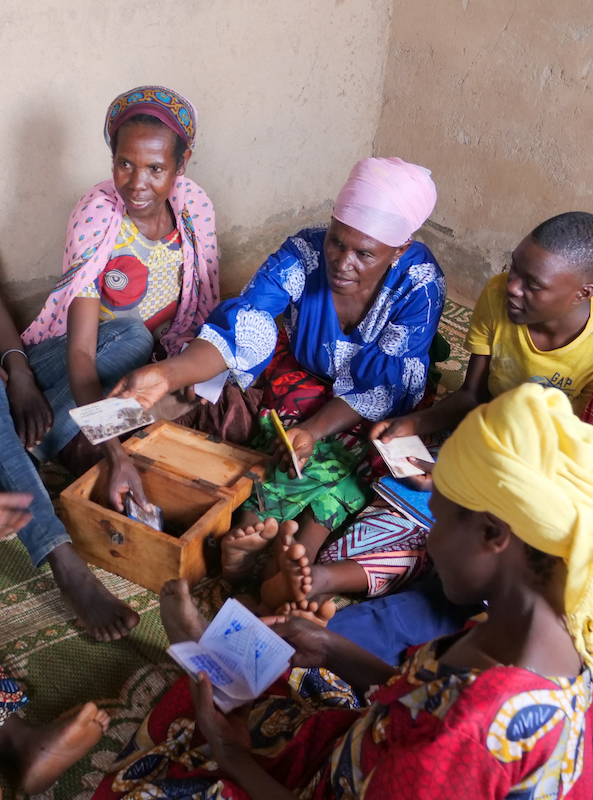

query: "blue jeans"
left=0, top=318, right=152, bottom=567
left=0, top=380, right=71, bottom=566
left=327, top=579, right=484, bottom=665
left=27, top=318, right=153, bottom=462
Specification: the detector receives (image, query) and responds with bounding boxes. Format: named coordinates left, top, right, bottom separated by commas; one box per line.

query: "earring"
left=390, top=258, right=400, bottom=269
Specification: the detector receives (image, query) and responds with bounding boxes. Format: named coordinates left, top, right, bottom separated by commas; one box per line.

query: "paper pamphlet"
left=192, top=370, right=229, bottom=404
left=167, top=598, right=295, bottom=713
left=69, top=398, right=155, bottom=445
left=372, top=435, right=435, bottom=479
left=180, top=342, right=229, bottom=403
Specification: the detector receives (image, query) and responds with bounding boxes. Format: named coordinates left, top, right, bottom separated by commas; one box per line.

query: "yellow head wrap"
left=433, top=383, right=593, bottom=666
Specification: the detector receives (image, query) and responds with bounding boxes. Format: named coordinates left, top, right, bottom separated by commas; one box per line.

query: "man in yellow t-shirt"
left=372, top=211, right=593, bottom=474
left=466, top=270, right=593, bottom=416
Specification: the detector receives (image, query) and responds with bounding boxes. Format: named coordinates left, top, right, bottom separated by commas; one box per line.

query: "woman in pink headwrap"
left=112, top=157, right=446, bottom=606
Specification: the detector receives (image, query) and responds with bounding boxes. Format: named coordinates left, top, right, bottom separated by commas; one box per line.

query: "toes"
left=115, top=618, right=132, bottom=637
left=279, top=520, right=299, bottom=538
left=262, top=517, right=279, bottom=539
left=78, top=702, right=99, bottom=725
left=318, top=600, right=337, bottom=621
left=124, top=611, right=140, bottom=631
left=92, top=626, right=110, bottom=642
left=287, top=543, right=307, bottom=561
left=96, top=709, right=111, bottom=727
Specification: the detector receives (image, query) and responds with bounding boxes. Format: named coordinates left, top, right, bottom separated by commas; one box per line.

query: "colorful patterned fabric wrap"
left=91, top=633, right=593, bottom=800
left=104, top=86, right=197, bottom=150
left=317, top=505, right=434, bottom=597
left=23, top=179, right=218, bottom=356
left=0, top=664, right=28, bottom=728
left=78, top=214, right=184, bottom=342
left=241, top=330, right=376, bottom=531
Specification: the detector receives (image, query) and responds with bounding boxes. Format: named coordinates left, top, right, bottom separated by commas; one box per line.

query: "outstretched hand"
left=262, top=616, right=334, bottom=669
left=0, top=492, right=33, bottom=539
left=370, top=413, right=418, bottom=443
left=109, top=364, right=171, bottom=410
left=272, top=425, right=314, bottom=479
left=404, top=456, right=434, bottom=492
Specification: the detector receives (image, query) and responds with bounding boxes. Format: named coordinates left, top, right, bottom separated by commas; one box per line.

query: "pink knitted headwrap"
left=333, top=157, right=437, bottom=247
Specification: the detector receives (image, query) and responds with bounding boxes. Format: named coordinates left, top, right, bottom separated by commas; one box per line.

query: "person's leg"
left=0, top=704, right=109, bottom=795
left=0, top=382, right=140, bottom=641
left=260, top=533, right=368, bottom=612
left=327, top=580, right=485, bottom=665
left=29, top=319, right=153, bottom=462
left=0, top=381, right=71, bottom=565
left=292, top=507, right=331, bottom=563
left=159, top=578, right=209, bottom=644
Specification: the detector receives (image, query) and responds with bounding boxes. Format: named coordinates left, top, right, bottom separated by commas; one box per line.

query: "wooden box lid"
left=123, top=420, right=270, bottom=509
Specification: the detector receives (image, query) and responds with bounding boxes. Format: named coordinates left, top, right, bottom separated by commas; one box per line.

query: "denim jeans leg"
left=28, top=318, right=153, bottom=462
left=0, top=382, right=71, bottom=566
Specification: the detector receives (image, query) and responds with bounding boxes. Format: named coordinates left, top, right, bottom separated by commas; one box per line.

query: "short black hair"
left=110, top=113, right=188, bottom=169
left=531, top=212, right=593, bottom=279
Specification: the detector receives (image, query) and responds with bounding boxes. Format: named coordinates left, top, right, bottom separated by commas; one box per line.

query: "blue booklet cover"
left=372, top=475, right=435, bottom=529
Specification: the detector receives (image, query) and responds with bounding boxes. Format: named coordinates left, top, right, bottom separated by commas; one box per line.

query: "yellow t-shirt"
left=464, top=272, right=593, bottom=416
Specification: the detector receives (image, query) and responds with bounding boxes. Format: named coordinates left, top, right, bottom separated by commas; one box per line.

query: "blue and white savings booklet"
left=167, top=598, right=295, bottom=713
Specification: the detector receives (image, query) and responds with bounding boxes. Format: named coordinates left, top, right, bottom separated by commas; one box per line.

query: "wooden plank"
left=124, top=421, right=271, bottom=488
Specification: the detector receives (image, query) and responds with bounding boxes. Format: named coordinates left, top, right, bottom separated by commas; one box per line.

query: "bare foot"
left=160, top=578, right=209, bottom=644
left=19, top=702, right=110, bottom=795
left=221, top=515, right=279, bottom=584
left=275, top=599, right=336, bottom=627
left=48, top=543, right=140, bottom=642
left=260, top=523, right=311, bottom=611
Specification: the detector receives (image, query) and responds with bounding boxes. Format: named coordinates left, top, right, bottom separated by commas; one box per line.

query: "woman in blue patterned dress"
left=112, top=157, right=445, bottom=589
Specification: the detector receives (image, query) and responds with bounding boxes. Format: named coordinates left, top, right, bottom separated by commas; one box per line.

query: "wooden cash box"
left=60, top=420, right=270, bottom=593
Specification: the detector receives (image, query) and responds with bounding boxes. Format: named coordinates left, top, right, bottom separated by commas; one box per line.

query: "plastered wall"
left=0, top=0, right=391, bottom=327
left=376, top=0, right=593, bottom=304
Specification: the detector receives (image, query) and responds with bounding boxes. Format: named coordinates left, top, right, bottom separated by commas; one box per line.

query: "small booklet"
left=167, top=598, right=295, bottom=713
left=180, top=342, right=229, bottom=403
left=373, top=475, right=434, bottom=530
left=69, top=398, right=155, bottom=445
left=372, top=434, right=435, bottom=479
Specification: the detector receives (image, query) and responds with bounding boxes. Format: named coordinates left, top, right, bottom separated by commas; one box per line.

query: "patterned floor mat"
left=0, top=298, right=471, bottom=799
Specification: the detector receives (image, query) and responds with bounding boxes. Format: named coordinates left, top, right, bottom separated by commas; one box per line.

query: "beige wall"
left=375, top=0, right=593, bottom=304
left=0, top=0, right=391, bottom=327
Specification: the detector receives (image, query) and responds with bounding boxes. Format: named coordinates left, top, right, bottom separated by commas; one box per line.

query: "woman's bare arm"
left=372, top=353, right=492, bottom=442
left=109, top=338, right=228, bottom=408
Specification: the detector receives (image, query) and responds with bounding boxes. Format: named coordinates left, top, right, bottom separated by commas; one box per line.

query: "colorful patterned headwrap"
left=333, top=157, right=437, bottom=247
left=433, top=383, right=593, bottom=667
left=104, top=86, right=197, bottom=151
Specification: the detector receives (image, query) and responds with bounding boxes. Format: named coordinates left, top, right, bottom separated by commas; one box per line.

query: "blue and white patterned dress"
left=199, top=227, right=446, bottom=422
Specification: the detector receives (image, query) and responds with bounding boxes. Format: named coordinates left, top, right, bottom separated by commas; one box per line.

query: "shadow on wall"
left=0, top=104, right=77, bottom=330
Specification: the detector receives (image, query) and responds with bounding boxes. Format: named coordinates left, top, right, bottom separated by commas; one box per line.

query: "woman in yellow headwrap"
left=92, top=383, right=593, bottom=800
